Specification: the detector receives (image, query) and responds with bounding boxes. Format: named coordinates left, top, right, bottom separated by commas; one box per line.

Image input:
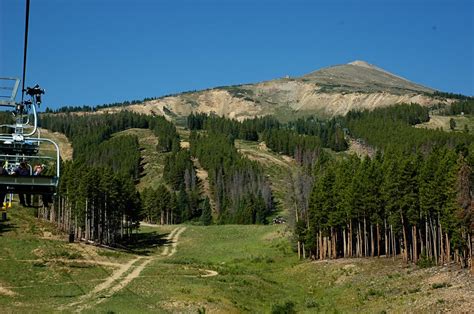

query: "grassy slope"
left=235, top=140, right=299, bottom=219
left=112, top=128, right=170, bottom=191
left=0, top=207, right=137, bottom=312
left=38, top=127, right=73, bottom=161
left=416, top=114, right=474, bottom=132
left=2, top=209, right=471, bottom=313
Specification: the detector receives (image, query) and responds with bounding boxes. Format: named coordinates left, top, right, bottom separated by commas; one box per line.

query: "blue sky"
left=1, top=0, right=473, bottom=109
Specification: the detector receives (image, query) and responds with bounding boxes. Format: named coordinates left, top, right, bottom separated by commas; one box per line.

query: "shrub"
left=271, top=301, right=296, bottom=314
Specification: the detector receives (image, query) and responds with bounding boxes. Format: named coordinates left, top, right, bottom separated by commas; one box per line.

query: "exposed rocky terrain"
left=99, top=60, right=449, bottom=120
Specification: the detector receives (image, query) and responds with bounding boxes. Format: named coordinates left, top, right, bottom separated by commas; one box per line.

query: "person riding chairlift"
left=0, top=161, right=7, bottom=209
left=13, top=161, right=31, bottom=207
left=33, top=164, right=50, bottom=207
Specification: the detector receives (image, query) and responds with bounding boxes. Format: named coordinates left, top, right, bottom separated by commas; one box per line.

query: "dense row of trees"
left=44, top=97, right=159, bottom=113
left=298, top=149, right=472, bottom=268
left=433, top=91, right=473, bottom=101
left=88, top=135, right=141, bottom=180
left=288, top=117, right=348, bottom=151
left=261, top=129, right=323, bottom=167
left=441, top=100, right=474, bottom=116
left=40, top=111, right=178, bottom=158
left=345, top=103, right=471, bottom=152
left=37, top=162, right=140, bottom=245
left=187, top=113, right=348, bottom=151
left=187, top=113, right=280, bottom=141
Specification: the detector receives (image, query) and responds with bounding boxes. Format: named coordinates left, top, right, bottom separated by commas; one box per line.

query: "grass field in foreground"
left=95, top=224, right=471, bottom=313
left=0, top=206, right=136, bottom=311
left=1, top=208, right=471, bottom=313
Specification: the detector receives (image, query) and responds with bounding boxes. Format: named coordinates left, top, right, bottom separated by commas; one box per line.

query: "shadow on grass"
left=119, top=231, right=171, bottom=256
left=0, top=218, right=16, bottom=236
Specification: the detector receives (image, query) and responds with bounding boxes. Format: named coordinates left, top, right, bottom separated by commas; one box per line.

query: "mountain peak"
left=348, top=60, right=376, bottom=69
left=348, top=60, right=391, bottom=74
left=301, top=60, right=434, bottom=94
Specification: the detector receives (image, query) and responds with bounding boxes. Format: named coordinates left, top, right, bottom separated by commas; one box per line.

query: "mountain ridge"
left=98, top=61, right=448, bottom=121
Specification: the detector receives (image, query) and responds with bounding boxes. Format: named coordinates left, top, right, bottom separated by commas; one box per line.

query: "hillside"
left=112, top=128, right=169, bottom=191
left=97, top=61, right=448, bottom=121
left=1, top=208, right=472, bottom=313
left=234, top=140, right=299, bottom=219
left=416, top=114, right=474, bottom=132
left=38, top=128, right=73, bottom=161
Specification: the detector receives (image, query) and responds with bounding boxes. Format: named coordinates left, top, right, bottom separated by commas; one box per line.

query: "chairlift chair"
left=0, top=77, right=60, bottom=195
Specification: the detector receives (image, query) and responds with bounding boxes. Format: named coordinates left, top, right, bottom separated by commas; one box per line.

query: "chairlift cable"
left=20, top=0, right=30, bottom=105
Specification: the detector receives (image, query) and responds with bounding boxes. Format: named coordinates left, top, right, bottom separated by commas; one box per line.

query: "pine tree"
left=200, top=197, right=212, bottom=225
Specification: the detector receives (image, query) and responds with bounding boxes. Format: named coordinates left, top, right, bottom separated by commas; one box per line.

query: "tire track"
left=61, top=257, right=141, bottom=311
left=64, top=226, right=186, bottom=312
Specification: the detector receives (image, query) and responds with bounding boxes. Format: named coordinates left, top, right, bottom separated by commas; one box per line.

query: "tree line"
left=345, top=103, right=471, bottom=153
left=44, top=97, right=159, bottom=113
left=187, top=113, right=348, bottom=152
left=297, top=148, right=472, bottom=268
left=440, top=100, right=474, bottom=116
left=37, top=161, right=140, bottom=245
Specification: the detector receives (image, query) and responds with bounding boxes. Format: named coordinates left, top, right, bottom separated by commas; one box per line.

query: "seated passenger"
left=13, top=161, right=31, bottom=207
left=0, top=161, right=7, bottom=208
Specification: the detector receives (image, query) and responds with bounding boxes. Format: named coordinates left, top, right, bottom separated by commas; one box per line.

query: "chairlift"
left=0, top=0, right=60, bottom=198
left=0, top=78, right=60, bottom=195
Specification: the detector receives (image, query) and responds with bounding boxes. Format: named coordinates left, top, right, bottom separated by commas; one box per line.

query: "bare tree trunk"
left=469, top=233, right=473, bottom=274
left=349, top=221, right=353, bottom=257
left=400, top=212, right=408, bottom=263
left=391, top=224, right=396, bottom=258
left=370, top=223, right=374, bottom=257
left=364, top=217, right=368, bottom=257
left=445, top=233, right=450, bottom=264
left=357, top=222, right=362, bottom=258
left=413, top=225, right=418, bottom=264
left=343, top=228, right=347, bottom=258
left=319, top=231, right=323, bottom=260
left=419, top=223, right=424, bottom=260
left=439, top=218, right=444, bottom=265
left=426, top=217, right=431, bottom=259
left=431, top=217, right=438, bottom=265
left=377, top=223, right=381, bottom=257
left=295, top=204, right=301, bottom=259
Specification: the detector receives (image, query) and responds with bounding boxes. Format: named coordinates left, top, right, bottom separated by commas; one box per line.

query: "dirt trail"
left=191, top=158, right=216, bottom=212
left=0, top=285, right=17, bottom=297
left=95, top=257, right=153, bottom=306
left=63, top=257, right=141, bottom=311
left=167, top=227, right=187, bottom=257
left=347, top=137, right=375, bottom=158
left=235, top=141, right=294, bottom=169
left=64, top=226, right=187, bottom=312
left=199, top=269, right=218, bottom=278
